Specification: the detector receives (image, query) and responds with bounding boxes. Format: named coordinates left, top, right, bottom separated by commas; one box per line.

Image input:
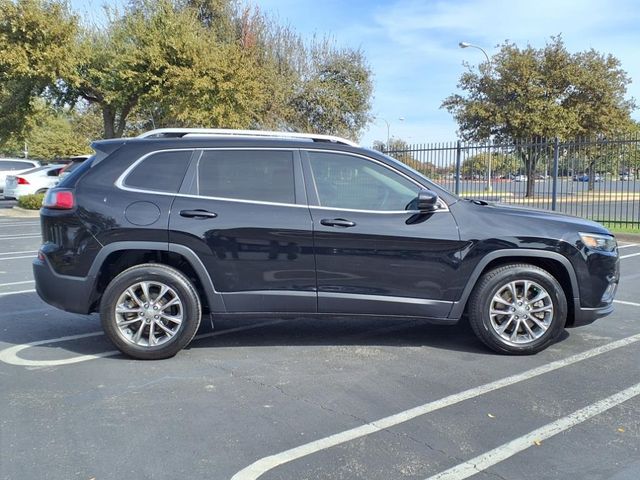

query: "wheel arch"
left=448, top=249, right=579, bottom=324
left=87, top=241, right=225, bottom=314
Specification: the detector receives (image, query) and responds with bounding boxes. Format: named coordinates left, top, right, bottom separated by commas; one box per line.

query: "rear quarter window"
left=124, top=150, right=193, bottom=193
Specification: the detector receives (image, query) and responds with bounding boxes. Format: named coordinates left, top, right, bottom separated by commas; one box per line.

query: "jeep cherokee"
left=33, top=128, right=620, bottom=359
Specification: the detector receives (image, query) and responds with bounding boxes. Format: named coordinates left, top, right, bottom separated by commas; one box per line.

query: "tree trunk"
left=526, top=160, right=536, bottom=197
left=102, top=107, right=116, bottom=139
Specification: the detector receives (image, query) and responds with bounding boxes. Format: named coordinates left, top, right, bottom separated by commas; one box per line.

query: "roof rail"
left=137, top=128, right=359, bottom=147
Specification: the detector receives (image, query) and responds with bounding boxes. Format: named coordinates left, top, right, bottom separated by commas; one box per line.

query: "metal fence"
left=385, top=136, right=640, bottom=228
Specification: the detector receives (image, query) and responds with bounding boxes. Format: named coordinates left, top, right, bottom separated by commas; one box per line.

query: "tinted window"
left=308, top=152, right=419, bottom=211
left=198, top=150, right=295, bottom=204
left=0, top=160, right=36, bottom=170
left=125, top=150, right=193, bottom=193
left=57, top=156, right=95, bottom=188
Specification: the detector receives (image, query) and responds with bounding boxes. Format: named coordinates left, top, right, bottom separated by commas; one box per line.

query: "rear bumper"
left=33, top=257, right=96, bottom=314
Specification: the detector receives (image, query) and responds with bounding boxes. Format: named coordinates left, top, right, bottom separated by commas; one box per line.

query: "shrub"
left=17, top=193, right=45, bottom=210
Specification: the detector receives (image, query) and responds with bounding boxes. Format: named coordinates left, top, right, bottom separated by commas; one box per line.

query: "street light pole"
left=380, top=117, right=404, bottom=151
left=459, top=42, right=493, bottom=193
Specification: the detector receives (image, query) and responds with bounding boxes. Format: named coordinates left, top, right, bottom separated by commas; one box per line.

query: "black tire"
left=467, top=263, right=567, bottom=355
left=35, top=188, right=48, bottom=194
left=100, top=263, right=201, bottom=360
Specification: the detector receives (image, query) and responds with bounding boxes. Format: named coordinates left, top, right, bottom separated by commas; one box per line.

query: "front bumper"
left=33, top=256, right=96, bottom=314
left=571, top=301, right=615, bottom=327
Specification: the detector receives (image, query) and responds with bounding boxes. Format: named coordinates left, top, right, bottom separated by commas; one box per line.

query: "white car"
left=0, top=158, right=40, bottom=194
left=4, top=164, right=65, bottom=199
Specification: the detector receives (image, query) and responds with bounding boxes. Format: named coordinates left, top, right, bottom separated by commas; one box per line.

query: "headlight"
left=579, top=232, right=617, bottom=252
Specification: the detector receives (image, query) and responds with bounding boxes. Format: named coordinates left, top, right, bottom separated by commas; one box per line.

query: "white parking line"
left=0, top=319, right=289, bottom=367
left=620, top=252, right=640, bottom=259
left=0, top=255, right=36, bottom=261
left=426, top=382, right=640, bottom=480
left=0, top=222, right=40, bottom=227
left=0, top=250, right=38, bottom=256
left=0, top=289, right=35, bottom=297
left=618, top=244, right=638, bottom=249
left=0, top=235, right=40, bottom=240
left=614, top=299, right=640, bottom=307
left=229, top=333, right=640, bottom=480
left=0, top=280, right=34, bottom=287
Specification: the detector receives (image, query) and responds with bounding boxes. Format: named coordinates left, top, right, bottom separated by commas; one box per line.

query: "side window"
left=198, top=150, right=295, bottom=204
left=308, top=152, right=420, bottom=211
left=124, top=150, right=192, bottom=193
left=0, top=161, right=33, bottom=170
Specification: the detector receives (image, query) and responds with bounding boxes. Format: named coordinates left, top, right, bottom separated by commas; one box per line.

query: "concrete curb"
left=615, top=232, right=640, bottom=243
left=0, top=207, right=40, bottom=219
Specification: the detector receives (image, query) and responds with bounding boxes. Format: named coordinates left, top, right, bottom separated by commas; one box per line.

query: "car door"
left=303, top=149, right=464, bottom=319
left=169, top=148, right=317, bottom=313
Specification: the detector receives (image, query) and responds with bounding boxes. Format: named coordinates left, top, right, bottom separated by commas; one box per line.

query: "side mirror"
left=417, top=189, right=439, bottom=212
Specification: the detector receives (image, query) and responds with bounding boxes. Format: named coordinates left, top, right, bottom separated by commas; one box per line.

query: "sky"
left=71, top=0, right=640, bottom=147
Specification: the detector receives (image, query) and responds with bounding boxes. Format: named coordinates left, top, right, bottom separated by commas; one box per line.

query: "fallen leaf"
left=617, top=427, right=625, bottom=433
left=487, top=413, right=495, bottom=418
left=533, top=440, right=542, bottom=446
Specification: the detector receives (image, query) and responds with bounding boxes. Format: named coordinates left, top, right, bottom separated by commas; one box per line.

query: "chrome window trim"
left=115, top=147, right=450, bottom=213
left=115, top=147, right=308, bottom=209
left=304, top=149, right=450, bottom=213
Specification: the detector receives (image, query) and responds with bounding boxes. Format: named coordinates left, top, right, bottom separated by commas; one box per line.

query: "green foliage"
left=0, top=0, right=373, bottom=143
left=289, top=46, right=373, bottom=140
left=17, top=193, right=44, bottom=210
left=0, top=101, right=93, bottom=159
left=462, top=153, right=521, bottom=177
left=0, top=0, right=79, bottom=141
left=442, top=36, right=636, bottom=196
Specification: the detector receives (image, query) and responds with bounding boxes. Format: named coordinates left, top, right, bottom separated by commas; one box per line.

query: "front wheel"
left=100, top=264, right=201, bottom=360
left=467, top=263, right=567, bottom=355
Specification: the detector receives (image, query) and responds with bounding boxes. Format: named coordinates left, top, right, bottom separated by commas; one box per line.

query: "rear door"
left=303, top=150, right=463, bottom=318
left=169, top=148, right=317, bottom=313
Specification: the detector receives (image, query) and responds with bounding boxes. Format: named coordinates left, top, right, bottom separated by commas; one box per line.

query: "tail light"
left=17, top=177, right=29, bottom=185
left=43, top=189, right=75, bottom=210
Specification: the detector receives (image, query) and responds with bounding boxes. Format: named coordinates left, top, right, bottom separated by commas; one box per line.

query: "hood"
left=456, top=199, right=612, bottom=239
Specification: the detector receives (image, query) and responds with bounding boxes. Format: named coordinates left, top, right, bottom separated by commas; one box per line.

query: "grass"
left=600, top=223, right=640, bottom=235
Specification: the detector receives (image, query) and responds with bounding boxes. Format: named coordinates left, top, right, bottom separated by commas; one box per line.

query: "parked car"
left=4, top=164, right=65, bottom=199
left=57, top=155, right=92, bottom=182
left=513, top=174, right=527, bottom=182
left=0, top=158, right=40, bottom=194
left=573, top=173, right=602, bottom=182
left=620, top=172, right=634, bottom=181
left=34, top=128, right=619, bottom=359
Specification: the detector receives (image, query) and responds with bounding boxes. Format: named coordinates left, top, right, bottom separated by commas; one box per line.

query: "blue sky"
left=71, top=0, right=640, bottom=146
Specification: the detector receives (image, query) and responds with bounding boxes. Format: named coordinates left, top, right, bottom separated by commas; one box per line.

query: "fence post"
left=551, top=137, right=559, bottom=211
left=455, top=140, right=462, bottom=195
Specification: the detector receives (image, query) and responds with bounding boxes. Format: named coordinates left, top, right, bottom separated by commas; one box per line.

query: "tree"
left=442, top=36, right=636, bottom=196
left=0, top=0, right=374, bottom=143
left=0, top=0, right=79, bottom=142
left=373, top=137, right=439, bottom=177
left=289, top=46, right=372, bottom=140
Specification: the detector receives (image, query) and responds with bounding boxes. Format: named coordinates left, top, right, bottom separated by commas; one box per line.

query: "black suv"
left=33, top=129, right=620, bottom=359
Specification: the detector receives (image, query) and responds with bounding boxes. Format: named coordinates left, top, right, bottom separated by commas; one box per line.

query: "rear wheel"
left=467, top=263, right=567, bottom=354
left=100, top=263, right=201, bottom=360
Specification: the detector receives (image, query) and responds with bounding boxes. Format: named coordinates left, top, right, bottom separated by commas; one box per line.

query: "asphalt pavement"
left=0, top=217, right=639, bottom=480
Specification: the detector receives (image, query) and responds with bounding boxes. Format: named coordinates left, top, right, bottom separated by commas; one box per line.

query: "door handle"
left=320, top=218, right=356, bottom=228
left=180, top=209, right=218, bottom=219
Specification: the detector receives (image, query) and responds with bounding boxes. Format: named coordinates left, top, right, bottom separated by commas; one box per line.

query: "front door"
left=303, top=150, right=463, bottom=319
left=169, top=148, right=316, bottom=313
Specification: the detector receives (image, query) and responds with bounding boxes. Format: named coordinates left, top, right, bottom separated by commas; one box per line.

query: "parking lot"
left=1, top=216, right=639, bottom=480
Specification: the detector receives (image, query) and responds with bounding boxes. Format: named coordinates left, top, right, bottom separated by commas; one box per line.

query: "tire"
left=467, top=263, right=567, bottom=355
left=35, top=188, right=48, bottom=194
left=100, top=263, right=201, bottom=360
